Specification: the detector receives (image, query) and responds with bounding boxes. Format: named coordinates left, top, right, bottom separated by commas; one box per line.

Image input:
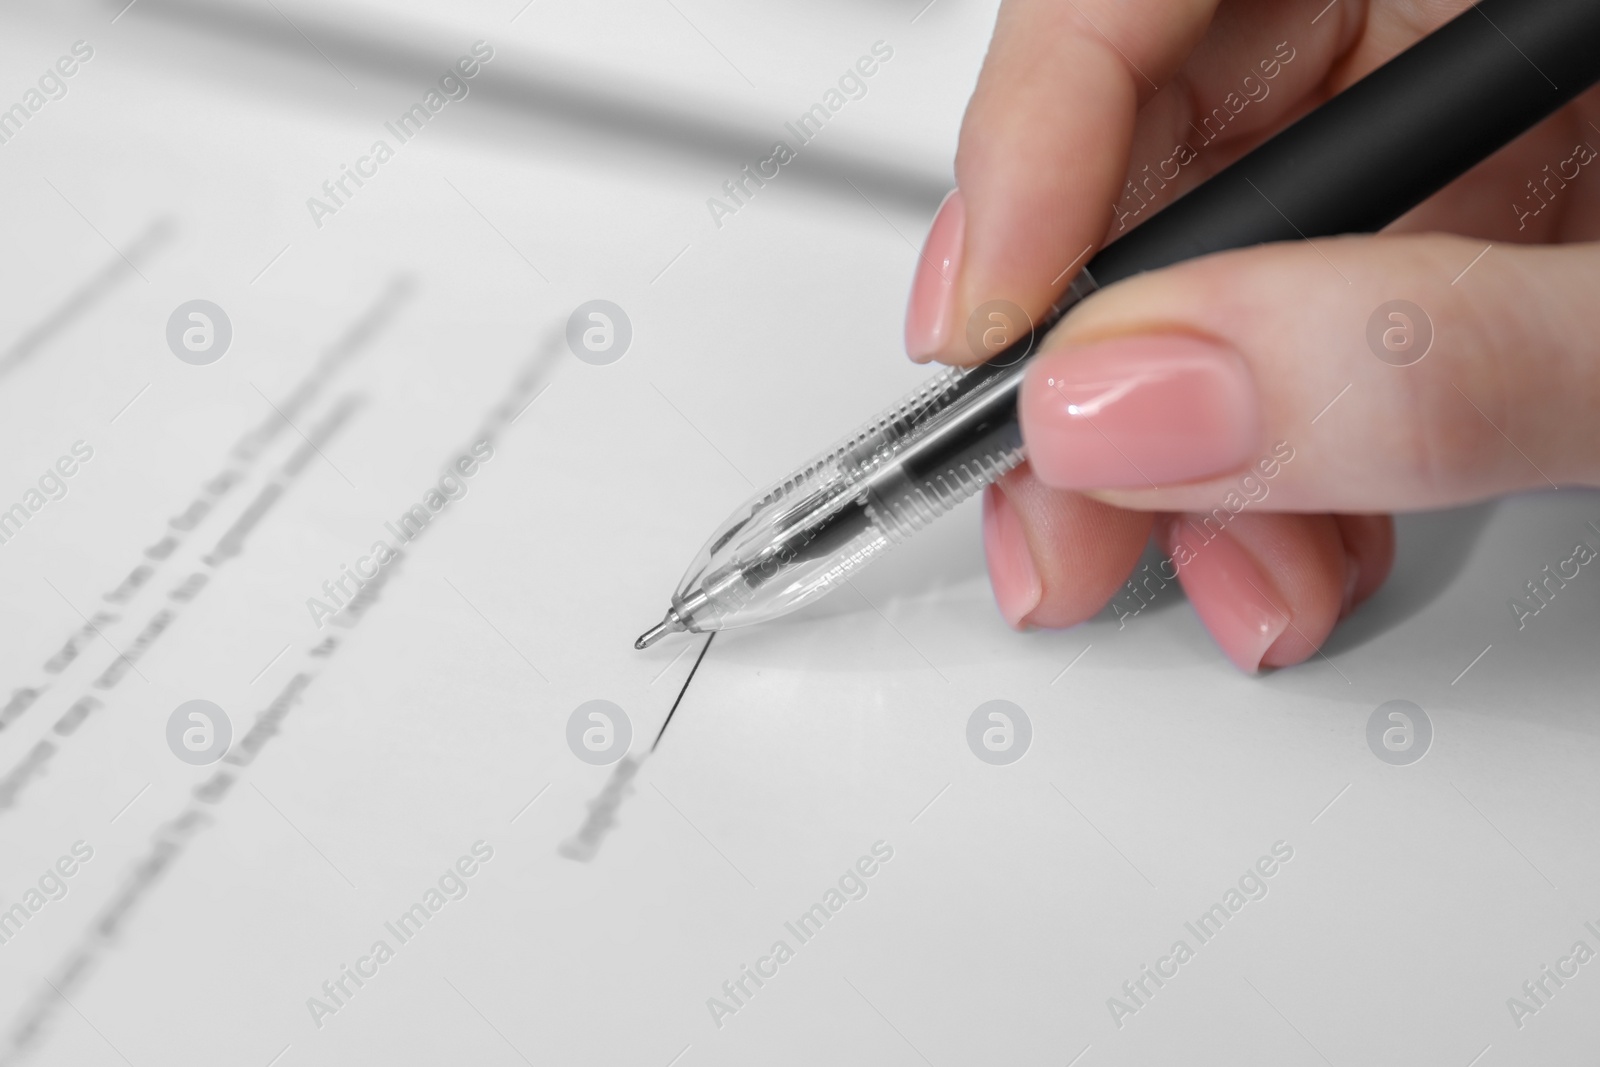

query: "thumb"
left=1018, top=234, right=1600, bottom=512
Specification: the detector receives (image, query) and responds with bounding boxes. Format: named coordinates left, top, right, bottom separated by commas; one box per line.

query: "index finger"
left=905, top=0, right=1220, bottom=364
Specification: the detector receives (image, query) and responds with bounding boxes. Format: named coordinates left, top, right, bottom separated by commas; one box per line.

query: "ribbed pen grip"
left=753, top=363, right=973, bottom=515
left=673, top=276, right=1094, bottom=632
left=869, top=438, right=1025, bottom=544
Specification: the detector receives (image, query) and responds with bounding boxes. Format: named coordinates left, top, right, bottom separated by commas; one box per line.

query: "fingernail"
left=905, top=189, right=965, bottom=362
left=1340, top=553, right=1361, bottom=619
left=982, top=484, right=1041, bottom=629
left=1163, top=517, right=1288, bottom=673
left=1022, top=334, right=1259, bottom=488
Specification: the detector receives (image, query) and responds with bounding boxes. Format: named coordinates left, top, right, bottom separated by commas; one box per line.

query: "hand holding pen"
left=639, top=0, right=1600, bottom=669
left=901, top=0, right=1600, bottom=671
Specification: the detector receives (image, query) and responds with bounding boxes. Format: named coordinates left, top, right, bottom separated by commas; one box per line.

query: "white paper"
left=0, top=3, right=1596, bottom=1065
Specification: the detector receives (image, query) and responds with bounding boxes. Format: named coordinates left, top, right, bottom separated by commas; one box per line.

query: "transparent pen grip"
left=677, top=362, right=1025, bottom=624
left=676, top=271, right=1097, bottom=631
left=867, top=426, right=1024, bottom=542
left=768, top=362, right=977, bottom=510
left=750, top=270, right=1100, bottom=540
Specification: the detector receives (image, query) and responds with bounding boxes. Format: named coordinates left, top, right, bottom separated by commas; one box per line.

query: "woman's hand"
left=906, top=0, right=1600, bottom=670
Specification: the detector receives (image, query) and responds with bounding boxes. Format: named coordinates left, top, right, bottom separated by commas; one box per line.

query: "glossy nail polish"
left=982, top=484, right=1041, bottom=628
left=1022, top=334, right=1258, bottom=489
left=905, top=189, right=965, bottom=362
left=1164, top=517, right=1288, bottom=672
left=1340, top=554, right=1361, bottom=619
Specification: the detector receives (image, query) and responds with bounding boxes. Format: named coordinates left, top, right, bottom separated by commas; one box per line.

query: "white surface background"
left=0, top=1, right=1596, bottom=1064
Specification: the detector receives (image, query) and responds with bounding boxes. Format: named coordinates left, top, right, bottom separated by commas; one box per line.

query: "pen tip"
left=634, top=614, right=680, bottom=650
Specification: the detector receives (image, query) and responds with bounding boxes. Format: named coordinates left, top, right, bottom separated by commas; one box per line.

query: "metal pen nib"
left=634, top=591, right=709, bottom=650
left=634, top=616, right=680, bottom=650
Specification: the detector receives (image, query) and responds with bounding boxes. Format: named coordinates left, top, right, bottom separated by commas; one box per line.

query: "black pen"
left=636, top=0, right=1600, bottom=649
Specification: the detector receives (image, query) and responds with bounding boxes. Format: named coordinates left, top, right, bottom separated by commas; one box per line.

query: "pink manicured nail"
left=982, top=484, right=1041, bottom=629
left=1163, top=517, right=1288, bottom=673
left=905, top=189, right=965, bottom=362
left=1340, top=554, right=1361, bottom=619
left=1021, top=335, right=1259, bottom=488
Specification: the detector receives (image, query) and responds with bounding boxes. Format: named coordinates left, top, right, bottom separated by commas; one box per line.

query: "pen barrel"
left=856, top=362, right=1027, bottom=544
left=670, top=0, right=1600, bottom=636
left=839, top=268, right=1100, bottom=533
left=1089, top=0, right=1600, bottom=286
left=672, top=363, right=1013, bottom=628
left=670, top=281, right=1101, bottom=630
